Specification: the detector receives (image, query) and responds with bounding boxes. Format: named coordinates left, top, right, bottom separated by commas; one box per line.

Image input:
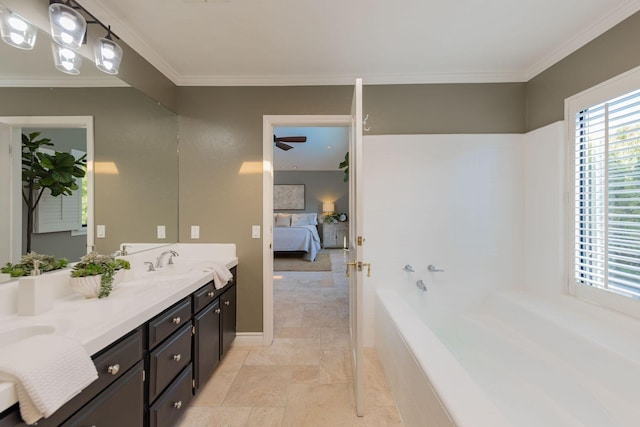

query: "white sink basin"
left=0, top=325, right=56, bottom=348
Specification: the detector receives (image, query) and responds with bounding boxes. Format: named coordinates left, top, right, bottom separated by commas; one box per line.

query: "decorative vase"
left=69, top=270, right=124, bottom=299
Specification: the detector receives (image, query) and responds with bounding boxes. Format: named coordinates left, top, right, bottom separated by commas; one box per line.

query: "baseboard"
left=232, top=332, right=264, bottom=347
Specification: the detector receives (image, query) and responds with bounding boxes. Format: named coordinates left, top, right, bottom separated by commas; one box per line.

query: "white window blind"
left=575, top=88, right=640, bottom=300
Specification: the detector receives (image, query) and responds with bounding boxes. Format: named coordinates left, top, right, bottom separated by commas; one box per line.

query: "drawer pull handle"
left=173, top=354, right=182, bottom=362
left=215, top=308, right=221, bottom=314
left=107, top=364, right=120, bottom=375
left=207, top=291, right=215, bottom=297
left=173, top=401, right=182, bottom=409
left=172, top=316, right=181, bottom=324
left=225, top=300, right=230, bottom=306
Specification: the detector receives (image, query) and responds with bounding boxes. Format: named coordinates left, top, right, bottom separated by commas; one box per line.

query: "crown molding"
left=525, top=0, right=640, bottom=81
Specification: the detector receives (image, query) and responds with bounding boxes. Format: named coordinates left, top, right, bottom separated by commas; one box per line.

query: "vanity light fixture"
left=94, top=27, right=122, bottom=75
left=0, top=6, right=37, bottom=50
left=49, top=0, right=87, bottom=51
left=51, top=42, right=82, bottom=75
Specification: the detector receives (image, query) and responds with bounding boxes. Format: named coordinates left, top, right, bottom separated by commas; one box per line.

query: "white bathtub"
left=375, top=288, right=640, bottom=427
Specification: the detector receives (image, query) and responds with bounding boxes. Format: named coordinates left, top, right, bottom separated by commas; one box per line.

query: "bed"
left=273, top=213, right=322, bottom=261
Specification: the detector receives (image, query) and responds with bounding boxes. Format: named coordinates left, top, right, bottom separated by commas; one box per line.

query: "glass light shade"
left=49, top=3, right=86, bottom=50
left=51, top=42, right=81, bottom=75
left=94, top=37, right=122, bottom=75
left=0, top=7, right=37, bottom=50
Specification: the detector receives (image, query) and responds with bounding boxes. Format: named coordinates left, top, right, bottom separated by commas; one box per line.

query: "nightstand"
left=322, top=222, right=349, bottom=249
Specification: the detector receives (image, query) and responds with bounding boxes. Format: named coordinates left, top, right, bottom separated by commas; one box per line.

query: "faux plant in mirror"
left=22, top=131, right=86, bottom=253
left=339, top=152, right=349, bottom=182
left=1, top=252, right=69, bottom=277
left=70, top=252, right=130, bottom=299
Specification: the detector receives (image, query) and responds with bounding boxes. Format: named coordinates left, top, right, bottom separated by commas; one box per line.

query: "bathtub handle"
left=427, top=264, right=444, bottom=273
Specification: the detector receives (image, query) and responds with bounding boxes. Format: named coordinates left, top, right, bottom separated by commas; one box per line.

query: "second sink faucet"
left=156, top=250, right=179, bottom=268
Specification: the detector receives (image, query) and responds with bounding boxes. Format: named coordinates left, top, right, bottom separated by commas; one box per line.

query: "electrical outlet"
left=157, top=225, right=166, bottom=239
left=252, top=225, right=260, bottom=239
left=191, top=225, right=200, bottom=239
left=97, top=225, right=106, bottom=238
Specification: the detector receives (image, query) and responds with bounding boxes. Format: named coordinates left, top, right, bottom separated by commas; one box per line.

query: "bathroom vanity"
left=0, top=244, right=237, bottom=427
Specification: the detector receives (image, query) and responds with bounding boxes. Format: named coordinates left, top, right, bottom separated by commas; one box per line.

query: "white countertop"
left=0, top=243, right=237, bottom=414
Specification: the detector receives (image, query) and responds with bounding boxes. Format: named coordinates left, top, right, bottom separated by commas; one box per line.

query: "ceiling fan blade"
left=274, top=135, right=307, bottom=143
left=275, top=141, right=294, bottom=151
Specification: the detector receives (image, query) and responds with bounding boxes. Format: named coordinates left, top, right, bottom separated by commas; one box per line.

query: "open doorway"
left=262, top=115, right=351, bottom=346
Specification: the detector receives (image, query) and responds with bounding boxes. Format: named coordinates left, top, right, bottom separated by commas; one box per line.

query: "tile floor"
left=177, top=250, right=403, bottom=427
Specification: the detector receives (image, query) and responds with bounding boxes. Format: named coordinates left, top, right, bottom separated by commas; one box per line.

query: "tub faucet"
left=403, top=265, right=415, bottom=272
left=156, top=250, right=179, bottom=268
left=416, top=280, right=427, bottom=292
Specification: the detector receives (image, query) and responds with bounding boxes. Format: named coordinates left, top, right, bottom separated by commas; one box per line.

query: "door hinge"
left=142, top=370, right=146, bottom=382
left=192, top=325, right=196, bottom=335
left=357, top=236, right=365, bottom=246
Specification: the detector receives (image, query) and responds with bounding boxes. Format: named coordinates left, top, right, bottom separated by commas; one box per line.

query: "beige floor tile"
left=191, top=348, right=249, bottom=407
left=281, top=383, right=359, bottom=427
left=275, top=327, right=323, bottom=339
left=318, top=350, right=349, bottom=384
left=244, top=338, right=321, bottom=366
left=291, top=365, right=321, bottom=384
left=247, top=407, right=286, bottom=427
left=354, top=406, right=404, bottom=427
left=223, top=365, right=292, bottom=407
left=363, top=349, right=396, bottom=408
left=320, top=327, right=351, bottom=351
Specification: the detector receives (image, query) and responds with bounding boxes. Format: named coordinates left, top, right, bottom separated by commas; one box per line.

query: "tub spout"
left=403, top=265, right=415, bottom=272
left=416, top=280, right=427, bottom=292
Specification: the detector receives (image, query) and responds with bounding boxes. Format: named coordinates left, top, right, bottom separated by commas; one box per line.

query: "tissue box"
left=18, top=275, right=53, bottom=315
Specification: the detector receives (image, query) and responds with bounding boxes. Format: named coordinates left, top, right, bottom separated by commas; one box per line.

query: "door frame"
left=262, top=114, right=351, bottom=346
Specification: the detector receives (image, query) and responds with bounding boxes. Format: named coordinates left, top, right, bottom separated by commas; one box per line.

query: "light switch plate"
left=191, top=225, right=200, bottom=239
left=252, top=225, right=260, bottom=239
left=97, top=225, right=106, bottom=238
left=157, top=225, right=166, bottom=239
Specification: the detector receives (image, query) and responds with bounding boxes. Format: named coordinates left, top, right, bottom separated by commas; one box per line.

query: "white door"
left=0, top=123, right=11, bottom=264
left=348, top=78, right=366, bottom=416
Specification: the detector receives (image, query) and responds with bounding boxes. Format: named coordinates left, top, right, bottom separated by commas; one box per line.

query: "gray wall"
left=21, top=128, right=87, bottom=261
left=177, top=83, right=524, bottom=332
left=274, top=171, right=348, bottom=215
left=525, top=11, right=640, bottom=131
left=0, top=87, right=179, bottom=255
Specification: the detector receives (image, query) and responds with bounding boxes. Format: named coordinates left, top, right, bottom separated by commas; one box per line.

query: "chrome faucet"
left=416, top=280, right=427, bottom=292
left=156, top=250, right=179, bottom=268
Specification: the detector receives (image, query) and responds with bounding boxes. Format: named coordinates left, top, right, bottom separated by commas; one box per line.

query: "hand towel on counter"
left=204, top=263, right=233, bottom=289
left=0, top=334, right=98, bottom=425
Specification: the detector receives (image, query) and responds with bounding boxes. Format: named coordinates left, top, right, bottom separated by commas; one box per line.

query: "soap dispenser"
left=18, top=260, right=53, bottom=316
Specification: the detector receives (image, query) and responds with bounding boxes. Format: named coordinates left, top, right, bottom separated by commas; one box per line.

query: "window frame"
left=565, top=65, right=640, bottom=319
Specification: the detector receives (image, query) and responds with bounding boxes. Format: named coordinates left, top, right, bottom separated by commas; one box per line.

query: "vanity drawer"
left=193, top=281, right=217, bottom=314
left=149, top=365, right=193, bottom=427
left=149, top=322, right=192, bottom=402
left=148, top=297, right=191, bottom=349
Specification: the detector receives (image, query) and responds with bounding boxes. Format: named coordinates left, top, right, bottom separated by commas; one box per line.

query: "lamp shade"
left=51, top=42, right=81, bottom=75
left=49, top=2, right=86, bottom=50
left=322, top=202, right=335, bottom=212
left=0, top=7, right=37, bottom=50
left=94, top=37, right=122, bottom=75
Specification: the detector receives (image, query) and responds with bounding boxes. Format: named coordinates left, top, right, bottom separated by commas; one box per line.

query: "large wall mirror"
left=0, top=4, right=179, bottom=265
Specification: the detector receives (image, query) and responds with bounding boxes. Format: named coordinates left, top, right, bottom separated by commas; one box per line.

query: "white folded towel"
left=205, top=263, right=233, bottom=290
left=0, top=334, right=98, bottom=425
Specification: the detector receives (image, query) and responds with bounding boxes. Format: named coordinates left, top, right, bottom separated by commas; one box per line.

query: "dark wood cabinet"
left=220, top=284, right=236, bottom=358
left=61, top=362, right=144, bottom=427
left=193, top=299, right=220, bottom=390
left=148, top=322, right=193, bottom=402
left=149, top=366, right=193, bottom=427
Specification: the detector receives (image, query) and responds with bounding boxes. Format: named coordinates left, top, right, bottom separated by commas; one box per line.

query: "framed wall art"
left=274, top=184, right=305, bottom=210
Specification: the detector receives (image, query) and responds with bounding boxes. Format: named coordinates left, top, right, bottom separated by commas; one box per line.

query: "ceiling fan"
left=274, top=135, right=307, bottom=151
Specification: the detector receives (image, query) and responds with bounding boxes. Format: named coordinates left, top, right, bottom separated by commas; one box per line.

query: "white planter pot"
left=69, top=270, right=124, bottom=299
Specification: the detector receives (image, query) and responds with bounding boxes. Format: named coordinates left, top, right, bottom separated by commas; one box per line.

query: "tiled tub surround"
left=0, top=243, right=237, bottom=415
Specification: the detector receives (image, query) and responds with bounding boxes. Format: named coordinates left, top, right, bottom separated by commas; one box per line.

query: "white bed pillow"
left=275, top=213, right=292, bottom=227
left=291, top=213, right=318, bottom=226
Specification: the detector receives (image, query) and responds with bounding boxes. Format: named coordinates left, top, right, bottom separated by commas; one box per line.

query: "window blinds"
left=575, top=89, right=640, bottom=299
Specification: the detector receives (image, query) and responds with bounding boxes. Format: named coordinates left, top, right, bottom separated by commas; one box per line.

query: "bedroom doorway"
left=263, top=115, right=351, bottom=345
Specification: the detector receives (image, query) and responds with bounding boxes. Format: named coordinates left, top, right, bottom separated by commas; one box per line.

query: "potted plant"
left=1, top=252, right=69, bottom=277
left=70, top=252, right=130, bottom=299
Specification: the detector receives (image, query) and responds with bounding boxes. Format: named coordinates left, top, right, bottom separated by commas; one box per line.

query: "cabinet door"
left=61, top=362, right=144, bottom=427
left=220, top=285, right=236, bottom=358
left=194, top=299, right=220, bottom=391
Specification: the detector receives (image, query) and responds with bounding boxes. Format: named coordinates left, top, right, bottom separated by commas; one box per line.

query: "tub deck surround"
left=0, top=243, right=237, bottom=415
left=376, top=288, right=640, bottom=427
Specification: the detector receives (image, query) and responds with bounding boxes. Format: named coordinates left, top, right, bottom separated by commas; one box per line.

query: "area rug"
left=273, top=252, right=332, bottom=271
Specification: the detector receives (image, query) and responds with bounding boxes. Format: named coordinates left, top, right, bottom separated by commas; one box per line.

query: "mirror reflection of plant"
left=339, top=152, right=349, bottom=182
left=1, top=252, right=69, bottom=277
left=22, top=132, right=87, bottom=253
left=70, top=253, right=130, bottom=298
